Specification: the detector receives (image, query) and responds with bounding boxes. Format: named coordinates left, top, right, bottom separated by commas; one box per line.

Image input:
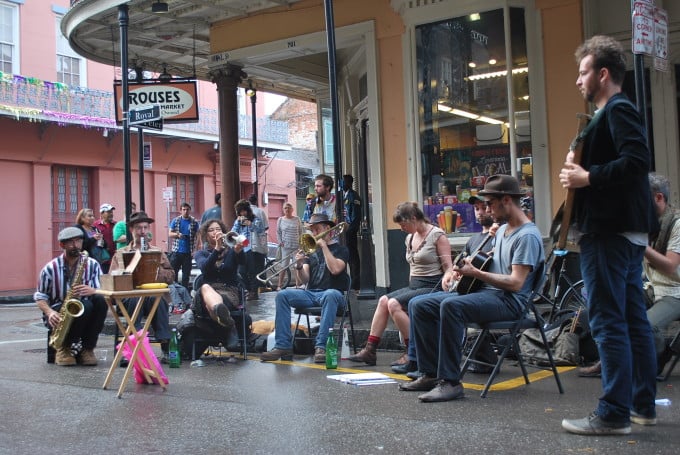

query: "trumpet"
left=256, top=222, right=348, bottom=284
left=299, top=222, right=348, bottom=253
left=223, top=231, right=249, bottom=248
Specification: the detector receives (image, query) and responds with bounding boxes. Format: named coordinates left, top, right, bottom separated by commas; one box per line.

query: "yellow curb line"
left=210, top=349, right=576, bottom=393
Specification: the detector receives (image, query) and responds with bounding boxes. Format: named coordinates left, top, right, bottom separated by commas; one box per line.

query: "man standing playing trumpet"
left=261, top=213, right=349, bottom=363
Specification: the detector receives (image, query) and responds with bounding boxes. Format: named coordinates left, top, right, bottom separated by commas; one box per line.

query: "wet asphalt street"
left=1, top=298, right=679, bottom=454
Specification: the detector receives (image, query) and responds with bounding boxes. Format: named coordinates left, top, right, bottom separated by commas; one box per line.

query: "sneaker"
left=392, top=360, right=417, bottom=375
left=55, top=348, right=76, bottom=366
left=260, top=348, right=294, bottom=362
left=561, top=413, right=631, bottom=435
left=406, top=370, right=424, bottom=380
left=630, top=411, right=657, bottom=426
left=78, top=349, right=98, bottom=366
left=314, top=347, right=326, bottom=364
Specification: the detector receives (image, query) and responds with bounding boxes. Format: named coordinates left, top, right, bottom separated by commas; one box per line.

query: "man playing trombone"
left=261, top=213, right=349, bottom=363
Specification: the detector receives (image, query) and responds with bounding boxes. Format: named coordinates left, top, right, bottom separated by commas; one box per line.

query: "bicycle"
left=535, top=248, right=588, bottom=324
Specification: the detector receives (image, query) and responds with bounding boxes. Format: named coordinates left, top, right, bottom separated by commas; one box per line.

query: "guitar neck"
left=557, top=113, right=591, bottom=249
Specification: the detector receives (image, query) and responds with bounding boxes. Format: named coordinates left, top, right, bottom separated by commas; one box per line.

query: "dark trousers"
left=65, top=294, right=108, bottom=349
left=580, top=233, right=657, bottom=422
left=171, top=252, right=193, bottom=288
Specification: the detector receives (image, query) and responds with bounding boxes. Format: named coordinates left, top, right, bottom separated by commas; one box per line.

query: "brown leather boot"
left=348, top=341, right=377, bottom=366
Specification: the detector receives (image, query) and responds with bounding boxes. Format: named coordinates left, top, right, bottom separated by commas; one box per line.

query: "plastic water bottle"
left=325, top=328, right=338, bottom=369
left=168, top=328, right=180, bottom=368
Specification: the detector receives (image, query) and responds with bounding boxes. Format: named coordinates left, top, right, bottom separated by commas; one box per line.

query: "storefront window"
left=416, top=8, right=532, bottom=234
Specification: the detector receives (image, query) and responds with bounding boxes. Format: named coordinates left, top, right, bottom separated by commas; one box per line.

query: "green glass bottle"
left=169, top=328, right=180, bottom=368
left=325, top=328, right=338, bottom=369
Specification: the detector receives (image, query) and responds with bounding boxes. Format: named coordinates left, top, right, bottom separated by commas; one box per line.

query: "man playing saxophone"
left=35, top=227, right=108, bottom=366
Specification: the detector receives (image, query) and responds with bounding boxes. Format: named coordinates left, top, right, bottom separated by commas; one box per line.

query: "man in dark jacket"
left=559, top=35, right=657, bottom=435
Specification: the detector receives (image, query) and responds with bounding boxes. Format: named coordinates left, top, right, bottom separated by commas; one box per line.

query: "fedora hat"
left=478, top=174, right=525, bottom=198
left=308, top=213, right=335, bottom=228
left=128, top=211, right=155, bottom=226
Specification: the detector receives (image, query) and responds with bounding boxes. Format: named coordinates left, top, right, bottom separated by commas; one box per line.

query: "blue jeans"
left=274, top=288, right=345, bottom=350
left=410, top=289, right=522, bottom=382
left=580, top=234, right=657, bottom=422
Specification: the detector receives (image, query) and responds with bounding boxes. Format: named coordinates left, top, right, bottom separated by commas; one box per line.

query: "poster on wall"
left=470, top=146, right=511, bottom=188
left=143, top=143, right=152, bottom=169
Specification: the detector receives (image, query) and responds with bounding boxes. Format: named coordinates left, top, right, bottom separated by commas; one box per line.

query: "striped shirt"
left=34, top=254, right=102, bottom=309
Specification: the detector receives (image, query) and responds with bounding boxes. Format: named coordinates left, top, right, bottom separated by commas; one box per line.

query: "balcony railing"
left=0, top=72, right=288, bottom=144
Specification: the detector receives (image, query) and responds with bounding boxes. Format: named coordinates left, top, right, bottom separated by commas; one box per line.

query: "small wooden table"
left=97, top=289, right=168, bottom=398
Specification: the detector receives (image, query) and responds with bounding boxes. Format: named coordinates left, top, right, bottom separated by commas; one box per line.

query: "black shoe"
left=119, top=358, right=129, bottom=368
left=160, top=353, right=169, bottom=365
left=392, top=360, right=417, bottom=375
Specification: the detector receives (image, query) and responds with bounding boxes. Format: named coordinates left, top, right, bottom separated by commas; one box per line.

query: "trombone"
left=256, top=222, right=348, bottom=284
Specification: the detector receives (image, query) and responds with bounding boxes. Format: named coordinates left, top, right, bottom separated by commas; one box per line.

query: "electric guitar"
left=450, top=233, right=494, bottom=294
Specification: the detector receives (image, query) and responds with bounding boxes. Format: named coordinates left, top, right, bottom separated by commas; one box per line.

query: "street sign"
left=136, top=118, right=163, bottom=131
left=632, top=1, right=654, bottom=56
left=654, top=7, right=669, bottom=72
left=162, top=186, right=174, bottom=203
left=129, top=105, right=161, bottom=125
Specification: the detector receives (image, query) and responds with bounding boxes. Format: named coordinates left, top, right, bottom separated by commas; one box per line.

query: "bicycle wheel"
left=558, top=279, right=587, bottom=314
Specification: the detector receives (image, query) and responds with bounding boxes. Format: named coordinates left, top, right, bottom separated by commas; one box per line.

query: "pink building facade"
left=0, top=0, right=296, bottom=292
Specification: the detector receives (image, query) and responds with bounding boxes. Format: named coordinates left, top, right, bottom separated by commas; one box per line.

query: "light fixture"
left=467, top=66, right=529, bottom=81
left=158, top=64, right=172, bottom=83
left=469, top=13, right=481, bottom=21
left=213, top=142, right=219, bottom=150
left=246, top=80, right=256, bottom=98
left=439, top=106, right=506, bottom=126
left=468, top=62, right=477, bottom=68
left=488, top=58, right=497, bottom=65
left=102, top=128, right=109, bottom=138
left=152, top=1, right=169, bottom=14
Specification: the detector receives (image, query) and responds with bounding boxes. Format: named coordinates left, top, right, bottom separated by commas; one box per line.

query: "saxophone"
left=48, top=251, right=87, bottom=350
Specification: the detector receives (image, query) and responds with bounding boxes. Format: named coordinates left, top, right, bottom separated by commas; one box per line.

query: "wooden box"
left=100, top=274, right=134, bottom=291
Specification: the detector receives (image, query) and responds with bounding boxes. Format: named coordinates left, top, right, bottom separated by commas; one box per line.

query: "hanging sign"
left=654, top=7, right=669, bottom=72
left=113, top=80, right=199, bottom=125
left=632, top=1, right=654, bottom=56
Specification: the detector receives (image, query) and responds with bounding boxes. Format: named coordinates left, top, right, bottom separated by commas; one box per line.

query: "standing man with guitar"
left=560, top=36, right=658, bottom=436
left=400, top=175, right=543, bottom=402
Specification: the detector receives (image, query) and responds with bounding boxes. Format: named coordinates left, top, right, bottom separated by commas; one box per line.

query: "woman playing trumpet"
left=192, top=219, right=246, bottom=329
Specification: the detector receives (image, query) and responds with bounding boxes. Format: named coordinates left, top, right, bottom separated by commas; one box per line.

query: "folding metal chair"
left=291, top=279, right=356, bottom=355
left=190, top=274, right=249, bottom=361
left=460, top=262, right=564, bottom=397
left=657, top=325, right=680, bottom=382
